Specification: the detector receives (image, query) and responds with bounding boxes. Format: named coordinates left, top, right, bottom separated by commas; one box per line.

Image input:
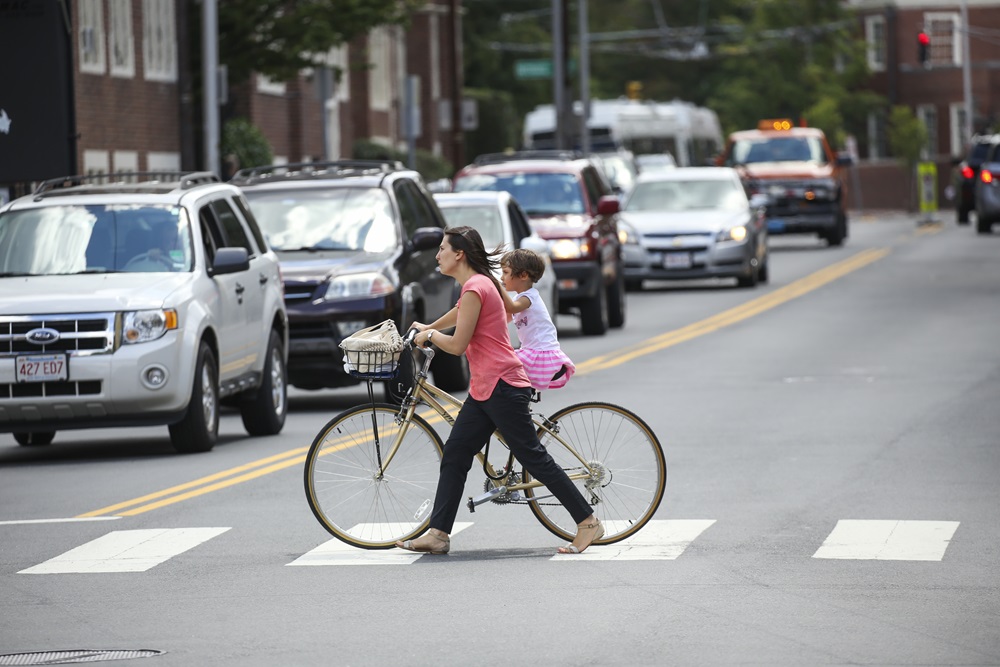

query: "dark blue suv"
left=233, top=161, right=469, bottom=399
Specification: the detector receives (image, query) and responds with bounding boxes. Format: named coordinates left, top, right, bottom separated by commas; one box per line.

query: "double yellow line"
left=79, top=246, right=890, bottom=518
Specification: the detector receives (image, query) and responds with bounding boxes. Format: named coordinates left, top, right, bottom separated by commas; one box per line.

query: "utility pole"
left=961, top=0, right=973, bottom=140
left=579, top=0, right=591, bottom=154
left=202, top=0, right=220, bottom=175
left=552, top=0, right=567, bottom=149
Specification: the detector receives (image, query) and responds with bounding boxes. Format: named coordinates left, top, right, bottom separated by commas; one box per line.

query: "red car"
left=453, top=151, right=626, bottom=336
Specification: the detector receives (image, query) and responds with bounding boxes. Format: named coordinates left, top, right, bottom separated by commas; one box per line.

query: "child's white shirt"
left=511, top=287, right=560, bottom=351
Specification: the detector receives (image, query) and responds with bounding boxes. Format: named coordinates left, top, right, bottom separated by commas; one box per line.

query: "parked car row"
left=954, top=133, right=1000, bottom=234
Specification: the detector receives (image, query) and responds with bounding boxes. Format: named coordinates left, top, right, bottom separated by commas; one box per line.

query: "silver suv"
left=0, top=172, right=288, bottom=453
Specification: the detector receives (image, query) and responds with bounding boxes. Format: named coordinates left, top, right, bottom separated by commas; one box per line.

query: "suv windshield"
left=243, top=187, right=397, bottom=252
left=0, top=204, right=192, bottom=276
left=438, top=205, right=505, bottom=248
left=729, top=136, right=827, bottom=165
left=454, top=172, right=585, bottom=216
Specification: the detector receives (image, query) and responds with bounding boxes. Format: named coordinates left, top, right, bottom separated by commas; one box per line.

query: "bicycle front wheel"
left=304, top=403, right=444, bottom=549
left=526, top=402, right=666, bottom=544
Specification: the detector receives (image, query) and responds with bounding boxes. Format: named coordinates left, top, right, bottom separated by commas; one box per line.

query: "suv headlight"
left=549, top=238, right=590, bottom=260
left=617, top=221, right=640, bottom=245
left=324, top=272, right=395, bottom=300
left=716, top=225, right=748, bottom=243
left=123, top=309, right=178, bottom=344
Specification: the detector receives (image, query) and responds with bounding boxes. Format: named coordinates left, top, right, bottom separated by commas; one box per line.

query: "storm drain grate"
left=0, top=650, right=163, bottom=665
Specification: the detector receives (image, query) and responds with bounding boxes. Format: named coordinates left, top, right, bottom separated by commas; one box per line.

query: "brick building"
left=848, top=0, right=1000, bottom=211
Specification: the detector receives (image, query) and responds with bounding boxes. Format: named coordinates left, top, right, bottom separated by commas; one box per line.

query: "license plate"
left=767, top=219, right=786, bottom=232
left=15, top=354, right=68, bottom=383
left=663, top=252, right=692, bottom=269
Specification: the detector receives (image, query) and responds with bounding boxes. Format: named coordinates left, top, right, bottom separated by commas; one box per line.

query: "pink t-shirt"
left=459, top=273, right=531, bottom=400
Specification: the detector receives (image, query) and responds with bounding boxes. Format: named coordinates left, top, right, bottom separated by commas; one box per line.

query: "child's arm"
left=500, top=288, right=532, bottom=314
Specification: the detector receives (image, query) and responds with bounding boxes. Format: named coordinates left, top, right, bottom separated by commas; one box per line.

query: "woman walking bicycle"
left=396, top=226, right=603, bottom=555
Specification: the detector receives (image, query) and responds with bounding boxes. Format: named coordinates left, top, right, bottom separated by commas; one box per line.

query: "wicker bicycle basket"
left=339, top=320, right=404, bottom=379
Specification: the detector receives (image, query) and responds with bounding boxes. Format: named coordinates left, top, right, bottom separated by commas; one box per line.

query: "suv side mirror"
left=212, top=247, right=250, bottom=275
left=597, top=196, right=620, bottom=216
left=836, top=152, right=854, bottom=167
left=520, top=236, right=549, bottom=256
left=410, top=227, right=444, bottom=252
left=749, top=193, right=770, bottom=209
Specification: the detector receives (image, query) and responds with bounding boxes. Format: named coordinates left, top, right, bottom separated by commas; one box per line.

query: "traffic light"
left=918, top=30, right=930, bottom=67
left=626, top=81, right=642, bottom=100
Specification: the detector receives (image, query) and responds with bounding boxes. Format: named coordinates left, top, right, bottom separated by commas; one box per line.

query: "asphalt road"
left=2, top=212, right=999, bottom=666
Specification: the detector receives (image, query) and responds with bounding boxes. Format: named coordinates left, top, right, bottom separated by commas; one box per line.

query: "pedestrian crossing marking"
left=812, top=520, right=960, bottom=561
left=18, top=527, right=231, bottom=574
left=551, top=519, right=717, bottom=561
left=287, top=523, right=474, bottom=566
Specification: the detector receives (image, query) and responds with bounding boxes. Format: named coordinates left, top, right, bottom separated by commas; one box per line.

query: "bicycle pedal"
left=467, top=486, right=507, bottom=511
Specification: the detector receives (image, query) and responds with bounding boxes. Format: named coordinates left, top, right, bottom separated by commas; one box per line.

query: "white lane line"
left=288, top=523, right=474, bottom=566
left=0, top=517, right=123, bottom=526
left=813, top=520, right=960, bottom=561
left=18, top=527, right=231, bottom=574
left=551, top=519, right=717, bottom=561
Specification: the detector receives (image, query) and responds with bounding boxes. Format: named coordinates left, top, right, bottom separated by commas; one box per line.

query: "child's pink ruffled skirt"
left=515, top=348, right=575, bottom=390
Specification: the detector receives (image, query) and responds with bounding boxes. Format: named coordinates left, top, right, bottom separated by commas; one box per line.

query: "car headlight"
left=717, top=225, right=748, bottom=243
left=617, top=221, right=640, bottom=245
left=123, top=309, right=178, bottom=344
left=805, top=179, right=838, bottom=201
left=549, top=238, right=589, bottom=260
left=324, top=272, right=395, bottom=300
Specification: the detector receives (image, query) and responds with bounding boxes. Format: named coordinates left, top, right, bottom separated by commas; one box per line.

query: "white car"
left=0, top=172, right=288, bottom=453
left=432, top=191, right=559, bottom=341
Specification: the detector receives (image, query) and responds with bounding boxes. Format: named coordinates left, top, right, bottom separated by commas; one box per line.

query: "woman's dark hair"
left=444, top=226, right=506, bottom=294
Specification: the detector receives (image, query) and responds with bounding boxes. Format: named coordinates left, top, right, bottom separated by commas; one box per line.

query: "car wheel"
left=14, top=431, right=55, bottom=447
left=625, top=278, right=643, bottom=292
left=579, top=278, right=609, bottom=336
left=170, top=342, right=219, bottom=453
left=240, top=330, right=287, bottom=436
left=607, top=268, right=626, bottom=329
left=977, top=213, right=992, bottom=234
left=825, top=212, right=847, bottom=247
left=957, top=206, right=970, bottom=224
left=758, top=256, right=770, bottom=283
left=736, top=261, right=759, bottom=288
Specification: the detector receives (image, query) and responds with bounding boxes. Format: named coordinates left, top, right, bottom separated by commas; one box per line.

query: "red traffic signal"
left=918, top=31, right=930, bottom=66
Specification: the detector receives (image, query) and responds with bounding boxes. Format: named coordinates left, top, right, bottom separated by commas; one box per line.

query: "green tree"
left=887, top=105, right=929, bottom=211
left=218, top=0, right=422, bottom=82
left=221, top=118, right=273, bottom=171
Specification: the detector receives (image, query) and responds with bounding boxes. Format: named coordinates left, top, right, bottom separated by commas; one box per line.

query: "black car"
left=955, top=134, right=997, bottom=225
left=232, top=161, right=469, bottom=399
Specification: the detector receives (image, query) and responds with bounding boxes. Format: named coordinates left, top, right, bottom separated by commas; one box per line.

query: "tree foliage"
left=218, top=0, right=422, bottom=82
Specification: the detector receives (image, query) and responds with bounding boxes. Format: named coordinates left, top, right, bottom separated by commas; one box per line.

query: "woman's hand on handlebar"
left=414, top=329, right=436, bottom=349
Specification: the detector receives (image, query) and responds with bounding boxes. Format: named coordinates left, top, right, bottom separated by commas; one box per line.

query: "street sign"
left=515, top=59, right=552, bottom=80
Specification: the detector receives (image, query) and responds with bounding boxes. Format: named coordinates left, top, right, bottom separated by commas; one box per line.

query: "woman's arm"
left=414, top=307, right=458, bottom=333
left=415, top=292, right=481, bottom=355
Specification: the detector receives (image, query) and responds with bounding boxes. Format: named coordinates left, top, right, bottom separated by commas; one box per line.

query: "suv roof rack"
left=33, top=172, right=220, bottom=199
left=472, top=150, right=586, bottom=166
left=230, top=160, right=405, bottom=185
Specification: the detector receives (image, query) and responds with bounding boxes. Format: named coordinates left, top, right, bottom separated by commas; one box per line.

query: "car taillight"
left=961, top=166, right=975, bottom=180
left=982, top=169, right=994, bottom=184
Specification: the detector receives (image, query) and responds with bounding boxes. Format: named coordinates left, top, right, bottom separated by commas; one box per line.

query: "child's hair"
left=501, top=248, right=545, bottom=283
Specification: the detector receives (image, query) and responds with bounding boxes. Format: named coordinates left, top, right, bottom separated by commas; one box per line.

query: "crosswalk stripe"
left=812, top=520, right=960, bottom=561
left=551, top=519, right=717, bottom=561
left=18, top=528, right=231, bottom=574
left=287, top=523, right=474, bottom=566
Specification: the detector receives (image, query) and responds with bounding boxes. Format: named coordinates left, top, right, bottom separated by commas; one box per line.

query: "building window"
left=109, top=0, right=135, bottom=78
left=143, top=0, right=177, bottom=82
left=79, top=0, right=106, bottom=75
left=917, top=105, right=938, bottom=161
left=865, top=14, right=886, bottom=73
left=370, top=27, right=391, bottom=112
left=866, top=112, right=886, bottom=160
left=147, top=151, right=180, bottom=172
left=83, top=150, right=110, bottom=178
left=949, top=104, right=970, bottom=158
left=924, top=12, right=960, bottom=67
left=113, top=150, right=139, bottom=179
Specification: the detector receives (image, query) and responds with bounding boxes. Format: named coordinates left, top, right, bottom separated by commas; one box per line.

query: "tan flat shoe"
left=557, top=519, right=605, bottom=554
left=395, top=532, right=450, bottom=555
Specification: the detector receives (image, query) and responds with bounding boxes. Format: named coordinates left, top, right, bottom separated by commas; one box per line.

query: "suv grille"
left=0, top=380, right=103, bottom=398
left=0, top=314, right=115, bottom=357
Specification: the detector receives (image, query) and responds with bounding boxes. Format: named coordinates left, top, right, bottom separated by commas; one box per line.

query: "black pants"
left=429, top=379, right=593, bottom=534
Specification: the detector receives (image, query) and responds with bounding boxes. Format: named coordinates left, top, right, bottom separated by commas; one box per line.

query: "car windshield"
left=438, top=204, right=505, bottom=248
left=730, top=136, right=827, bottom=165
left=243, top=187, right=397, bottom=252
left=454, top=172, right=585, bottom=216
left=625, top=179, right=747, bottom=212
left=0, top=204, right=192, bottom=276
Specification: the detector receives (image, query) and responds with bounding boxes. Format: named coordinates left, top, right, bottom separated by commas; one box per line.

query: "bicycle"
left=304, top=329, right=667, bottom=549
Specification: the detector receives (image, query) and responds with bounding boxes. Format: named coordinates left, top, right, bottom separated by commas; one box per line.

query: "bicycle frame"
left=375, top=344, right=596, bottom=504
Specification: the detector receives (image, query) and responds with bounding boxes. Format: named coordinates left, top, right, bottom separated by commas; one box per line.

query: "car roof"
left=457, top=159, right=586, bottom=176
left=3, top=172, right=235, bottom=210
left=635, top=166, right=738, bottom=183
left=728, top=127, right=826, bottom=141
left=231, top=160, right=418, bottom=189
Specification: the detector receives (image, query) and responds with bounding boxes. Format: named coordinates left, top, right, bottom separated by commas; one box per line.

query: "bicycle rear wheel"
left=526, top=402, right=666, bottom=544
left=304, top=403, right=444, bottom=549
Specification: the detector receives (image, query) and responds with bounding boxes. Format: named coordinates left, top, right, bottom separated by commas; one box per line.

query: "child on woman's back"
left=500, top=248, right=575, bottom=390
